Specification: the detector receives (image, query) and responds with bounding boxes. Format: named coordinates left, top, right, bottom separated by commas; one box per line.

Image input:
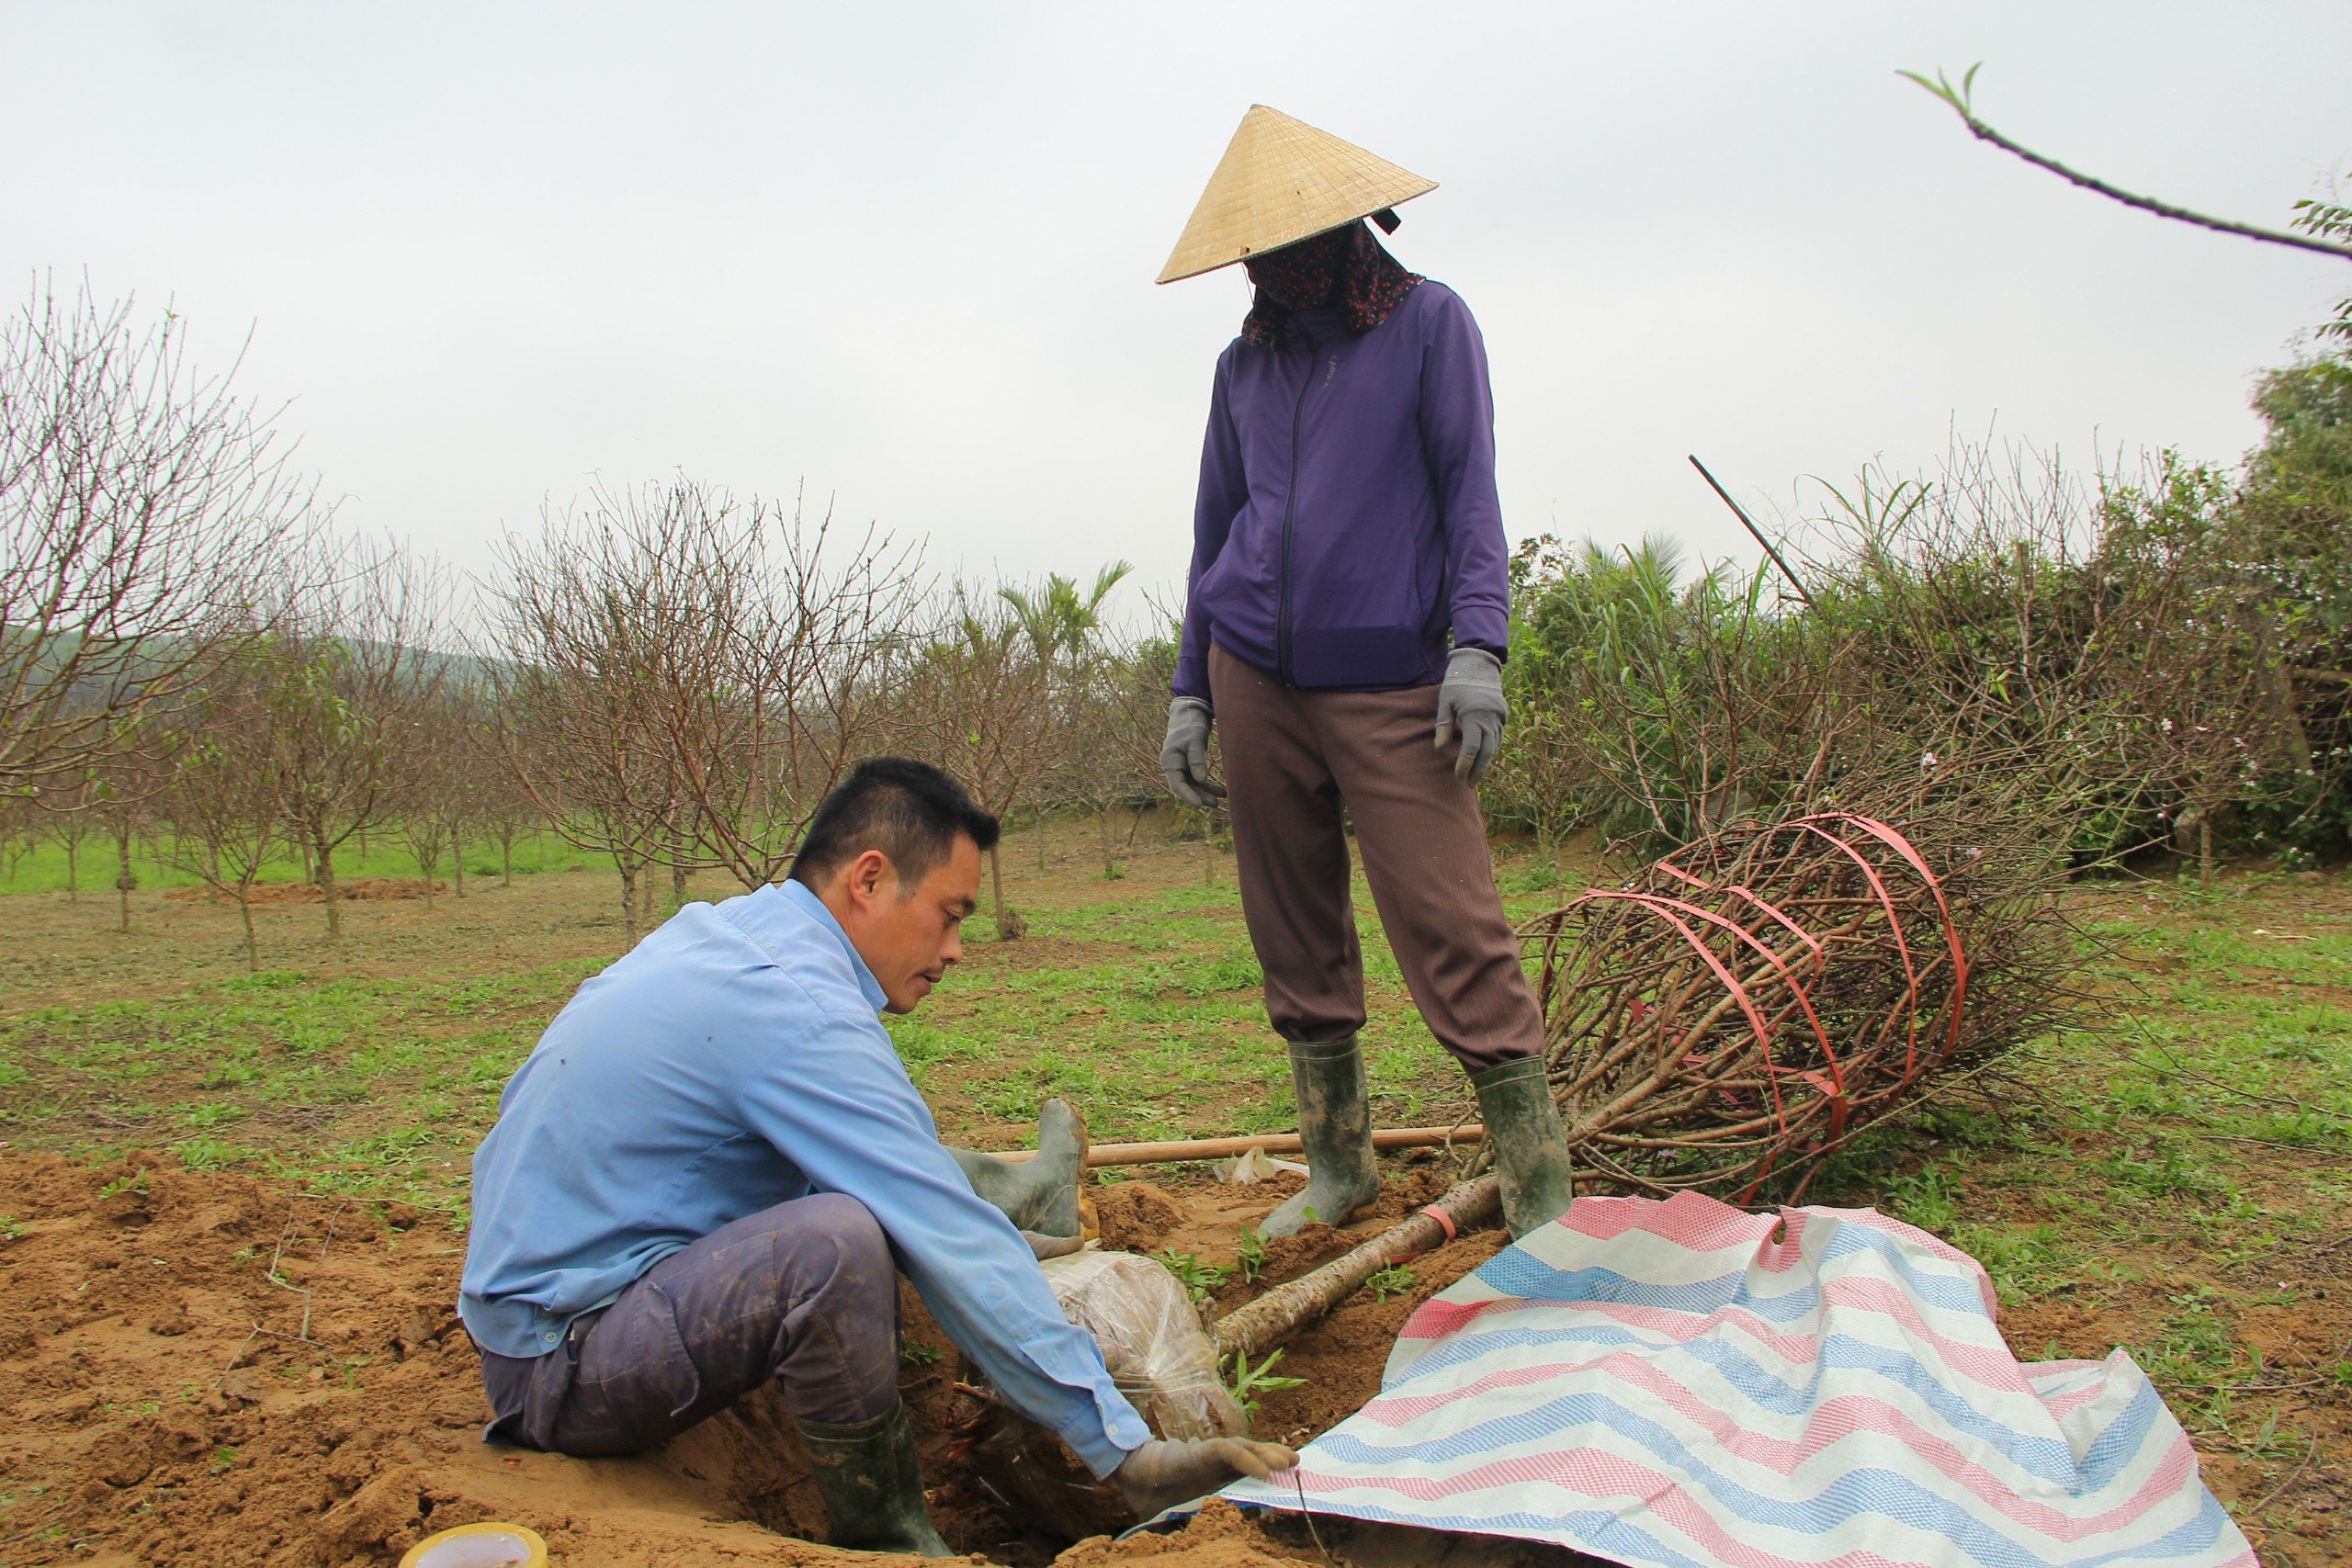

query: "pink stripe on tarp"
left=1549, top=1286, right=2028, bottom=1395
left=1344, top=1353, right=2201, bottom=1541
left=1396, top=1280, right=2032, bottom=1405
left=1566, top=1190, right=1785, bottom=1251
left=1283, top=1429, right=2213, bottom=1555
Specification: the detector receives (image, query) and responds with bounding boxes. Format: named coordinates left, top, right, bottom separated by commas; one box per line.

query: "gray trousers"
left=1209, top=642, right=1544, bottom=1073
left=478, top=1193, right=899, bottom=1455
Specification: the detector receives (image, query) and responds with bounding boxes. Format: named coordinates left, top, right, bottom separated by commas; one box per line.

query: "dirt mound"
left=0, top=1153, right=1498, bottom=1566
left=1093, top=1181, right=1187, bottom=1251
left=162, top=878, right=447, bottom=905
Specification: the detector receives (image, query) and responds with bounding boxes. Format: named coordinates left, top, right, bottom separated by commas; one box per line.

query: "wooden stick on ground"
left=1211, top=1175, right=1502, bottom=1361
left=987, top=1124, right=1485, bottom=1167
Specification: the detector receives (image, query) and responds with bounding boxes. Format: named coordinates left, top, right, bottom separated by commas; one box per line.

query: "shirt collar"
left=758, top=880, right=890, bottom=1014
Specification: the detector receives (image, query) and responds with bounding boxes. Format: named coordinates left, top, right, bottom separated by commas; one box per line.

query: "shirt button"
left=544, top=1328, right=561, bottom=1344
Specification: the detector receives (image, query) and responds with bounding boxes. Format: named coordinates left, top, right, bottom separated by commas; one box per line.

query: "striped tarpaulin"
left=1221, top=1191, right=2255, bottom=1568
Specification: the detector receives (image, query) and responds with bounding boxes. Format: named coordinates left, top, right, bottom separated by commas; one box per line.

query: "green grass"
left=0, top=828, right=605, bottom=897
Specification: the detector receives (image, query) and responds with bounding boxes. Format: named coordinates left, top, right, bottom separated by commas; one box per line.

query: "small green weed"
left=1236, top=1228, right=1269, bottom=1284
left=1364, top=1264, right=1419, bottom=1303
left=1225, top=1348, right=1306, bottom=1416
left=1150, top=1249, right=1230, bottom=1307
left=0, top=1215, right=22, bottom=1241
left=898, top=1342, right=943, bottom=1368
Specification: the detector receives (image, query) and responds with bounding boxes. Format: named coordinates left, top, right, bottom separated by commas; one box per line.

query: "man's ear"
left=845, top=848, right=893, bottom=909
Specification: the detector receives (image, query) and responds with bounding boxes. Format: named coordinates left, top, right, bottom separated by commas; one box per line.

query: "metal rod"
left=1688, top=455, right=1815, bottom=608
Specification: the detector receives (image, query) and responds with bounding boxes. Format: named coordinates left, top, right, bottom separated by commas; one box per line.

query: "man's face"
left=838, top=835, right=981, bottom=1014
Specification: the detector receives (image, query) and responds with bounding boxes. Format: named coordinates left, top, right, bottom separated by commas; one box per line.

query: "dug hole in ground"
left=1, top=1146, right=1530, bottom=1567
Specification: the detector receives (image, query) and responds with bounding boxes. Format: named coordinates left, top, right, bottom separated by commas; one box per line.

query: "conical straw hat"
left=1157, top=105, right=1436, bottom=285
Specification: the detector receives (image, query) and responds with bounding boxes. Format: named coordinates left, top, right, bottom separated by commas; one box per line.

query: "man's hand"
left=1159, top=698, right=1226, bottom=808
left=1433, top=648, right=1507, bottom=784
left=1114, top=1436, right=1300, bottom=1518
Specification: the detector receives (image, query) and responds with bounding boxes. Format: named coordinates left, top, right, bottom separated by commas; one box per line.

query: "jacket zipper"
left=1275, top=328, right=1315, bottom=685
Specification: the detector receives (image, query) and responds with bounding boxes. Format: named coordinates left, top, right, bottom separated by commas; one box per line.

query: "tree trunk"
left=237, top=888, right=258, bottom=971
left=1202, top=807, right=1216, bottom=886
left=299, top=837, right=313, bottom=882
left=1211, top=1176, right=1502, bottom=1361
left=1037, top=806, right=1047, bottom=872
left=617, top=860, right=640, bottom=949
left=318, top=839, right=342, bottom=942
left=2199, top=813, right=2215, bottom=893
left=672, top=858, right=690, bottom=909
left=500, top=827, right=514, bottom=886
left=64, top=838, right=78, bottom=900
left=988, top=843, right=1008, bottom=936
left=452, top=825, right=467, bottom=899
left=114, top=823, right=134, bottom=933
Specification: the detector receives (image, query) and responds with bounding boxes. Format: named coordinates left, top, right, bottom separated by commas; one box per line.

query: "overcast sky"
left=5, top=3, right=2346, bottom=623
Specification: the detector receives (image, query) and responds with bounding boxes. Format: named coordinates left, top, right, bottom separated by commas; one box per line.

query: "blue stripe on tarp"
left=1314, top=1372, right=2155, bottom=1500
left=1470, top=1225, right=1987, bottom=1325
left=1377, top=1327, right=2124, bottom=1483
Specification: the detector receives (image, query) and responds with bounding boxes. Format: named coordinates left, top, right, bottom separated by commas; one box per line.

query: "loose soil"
left=0, top=1140, right=2333, bottom=1566
left=0, top=1150, right=1507, bottom=1567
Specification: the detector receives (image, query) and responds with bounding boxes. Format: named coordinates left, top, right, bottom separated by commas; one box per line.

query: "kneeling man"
left=460, top=759, right=1292, bottom=1554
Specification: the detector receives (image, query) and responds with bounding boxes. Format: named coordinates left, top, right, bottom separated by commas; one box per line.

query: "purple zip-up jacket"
left=1174, top=280, right=1508, bottom=699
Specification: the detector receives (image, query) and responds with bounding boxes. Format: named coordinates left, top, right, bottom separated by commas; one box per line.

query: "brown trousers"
left=1209, top=643, right=1544, bottom=1074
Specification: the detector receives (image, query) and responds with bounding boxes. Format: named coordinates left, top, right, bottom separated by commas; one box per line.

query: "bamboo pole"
left=985, top=1124, right=1486, bottom=1167
left=1210, top=1175, right=1502, bottom=1361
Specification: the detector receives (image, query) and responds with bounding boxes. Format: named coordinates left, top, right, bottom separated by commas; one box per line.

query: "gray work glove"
left=1433, top=647, right=1507, bottom=784
left=1114, top=1436, right=1300, bottom=1518
left=1159, top=697, right=1225, bottom=809
left=1021, top=1229, right=1086, bottom=1260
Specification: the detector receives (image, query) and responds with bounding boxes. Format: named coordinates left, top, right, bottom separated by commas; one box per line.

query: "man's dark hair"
left=788, top=758, right=1000, bottom=892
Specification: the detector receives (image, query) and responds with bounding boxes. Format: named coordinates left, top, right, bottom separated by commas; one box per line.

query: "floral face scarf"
left=1239, top=220, right=1422, bottom=349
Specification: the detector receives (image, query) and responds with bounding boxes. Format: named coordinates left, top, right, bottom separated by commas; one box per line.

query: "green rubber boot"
left=1471, top=1055, right=1577, bottom=1237
left=1261, top=1034, right=1380, bottom=1238
left=949, top=1097, right=1089, bottom=1254
left=796, top=1398, right=954, bottom=1557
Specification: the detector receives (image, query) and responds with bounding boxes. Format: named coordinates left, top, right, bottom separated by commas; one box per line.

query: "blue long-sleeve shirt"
left=458, top=879, right=1153, bottom=1476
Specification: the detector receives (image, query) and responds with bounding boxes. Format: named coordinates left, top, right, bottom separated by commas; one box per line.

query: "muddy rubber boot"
left=796, top=1398, right=954, bottom=1557
left=1261, top=1034, right=1380, bottom=1238
left=1471, top=1055, right=1577, bottom=1237
left=949, top=1097, right=1090, bottom=1250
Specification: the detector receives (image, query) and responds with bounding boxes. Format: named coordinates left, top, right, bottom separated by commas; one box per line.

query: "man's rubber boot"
left=1261, top=1034, right=1380, bottom=1238
left=1471, top=1055, right=1577, bottom=1237
left=949, top=1097, right=1091, bottom=1252
left=796, top=1398, right=954, bottom=1557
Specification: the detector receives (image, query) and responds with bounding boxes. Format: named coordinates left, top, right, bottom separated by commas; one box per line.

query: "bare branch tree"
left=157, top=643, right=295, bottom=967
left=894, top=585, right=1056, bottom=937
left=276, top=538, right=452, bottom=942
left=0, top=277, right=319, bottom=799
left=484, top=477, right=918, bottom=950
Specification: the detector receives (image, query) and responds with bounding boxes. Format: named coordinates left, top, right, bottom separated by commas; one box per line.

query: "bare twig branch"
left=1902, top=65, right=2352, bottom=263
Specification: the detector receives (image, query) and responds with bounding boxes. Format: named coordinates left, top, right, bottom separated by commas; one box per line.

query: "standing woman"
left=1157, top=107, right=1574, bottom=1238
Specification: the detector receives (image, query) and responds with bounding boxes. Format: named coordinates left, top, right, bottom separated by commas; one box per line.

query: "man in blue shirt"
left=461, top=759, right=1293, bottom=1554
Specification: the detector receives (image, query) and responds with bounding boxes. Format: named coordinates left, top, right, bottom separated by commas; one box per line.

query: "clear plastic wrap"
left=1039, top=1248, right=1248, bottom=1440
